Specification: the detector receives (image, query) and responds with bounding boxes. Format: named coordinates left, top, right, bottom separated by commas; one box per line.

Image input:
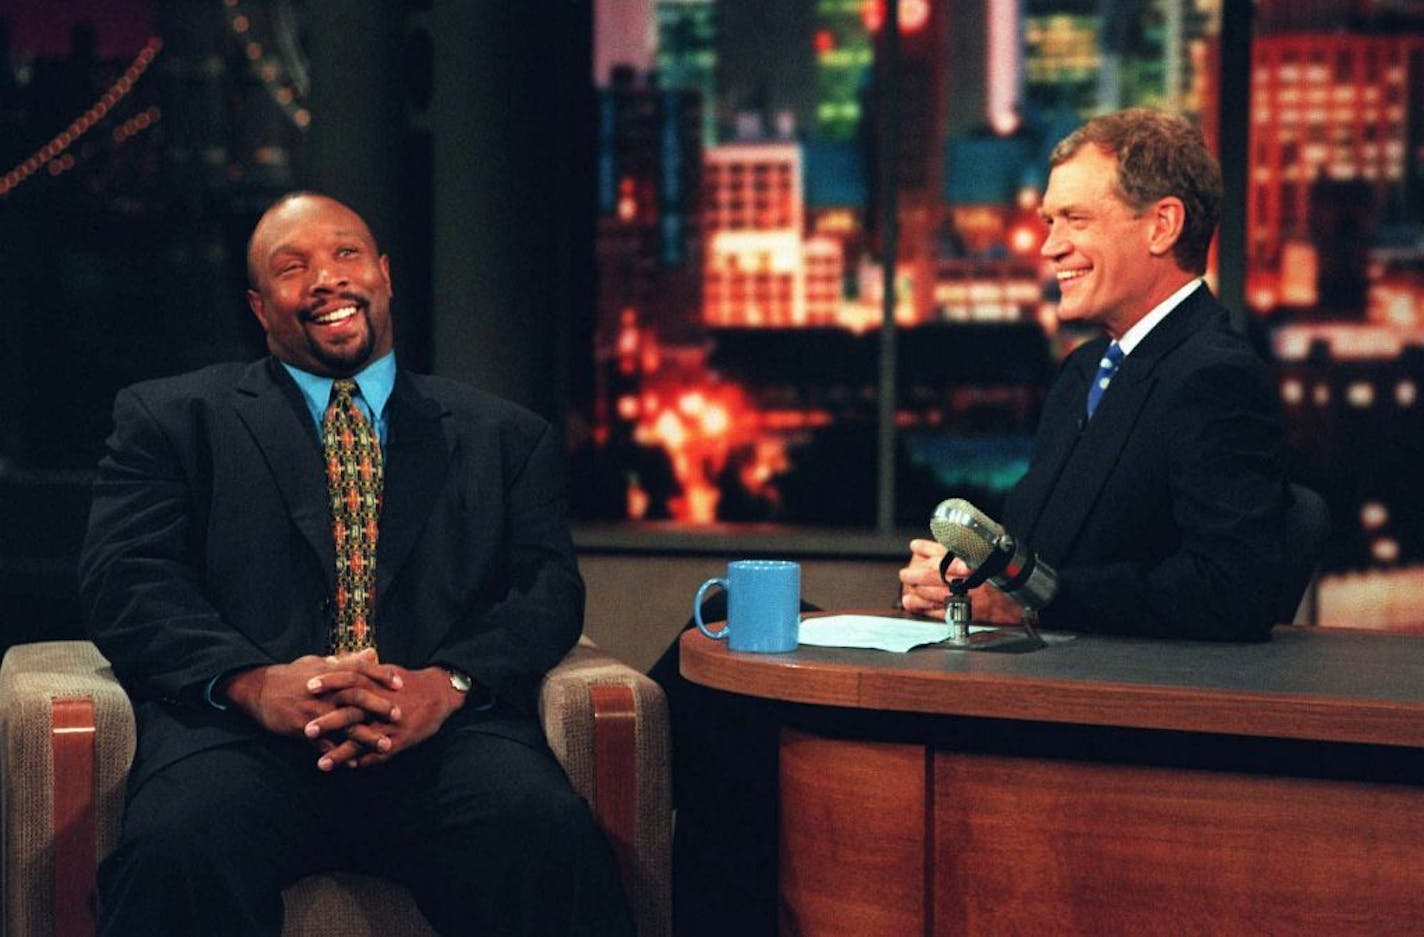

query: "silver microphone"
left=929, top=498, right=1059, bottom=610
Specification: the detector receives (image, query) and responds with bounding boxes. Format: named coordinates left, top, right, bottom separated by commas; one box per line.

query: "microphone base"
left=935, top=624, right=1055, bottom=654
left=940, top=590, right=1056, bottom=653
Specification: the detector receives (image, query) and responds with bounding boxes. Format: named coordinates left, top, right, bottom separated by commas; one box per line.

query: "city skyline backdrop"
left=0, top=1, right=1420, bottom=633
left=585, top=0, right=1424, bottom=629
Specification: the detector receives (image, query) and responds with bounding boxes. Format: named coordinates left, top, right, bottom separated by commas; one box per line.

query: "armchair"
left=0, top=637, right=670, bottom=937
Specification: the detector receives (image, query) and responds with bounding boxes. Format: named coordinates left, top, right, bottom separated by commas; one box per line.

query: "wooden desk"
left=680, top=623, right=1424, bottom=936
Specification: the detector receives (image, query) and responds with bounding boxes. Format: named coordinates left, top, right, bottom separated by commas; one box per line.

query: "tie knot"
left=331, top=378, right=358, bottom=403
left=1100, top=342, right=1124, bottom=372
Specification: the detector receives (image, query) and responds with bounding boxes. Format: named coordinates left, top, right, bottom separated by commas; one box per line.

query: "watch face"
left=448, top=669, right=472, bottom=693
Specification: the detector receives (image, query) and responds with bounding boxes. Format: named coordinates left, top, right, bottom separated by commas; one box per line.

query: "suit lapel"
left=232, top=362, right=452, bottom=640
left=1012, top=347, right=1094, bottom=543
left=375, top=373, right=451, bottom=602
left=1032, top=348, right=1152, bottom=560
left=232, top=359, right=335, bottom=589
left=1028, top=289, right=1224, bottom=561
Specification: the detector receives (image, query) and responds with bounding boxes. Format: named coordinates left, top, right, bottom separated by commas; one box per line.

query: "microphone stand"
left=1019, top=607, right=1045, bottom=648
left=937, top=546, right=1046, bottom=649
left=937, top=552, right=993, bottom=646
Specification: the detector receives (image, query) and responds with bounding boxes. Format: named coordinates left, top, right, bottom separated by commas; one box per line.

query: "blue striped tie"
left=1085, top=341, right=1124, bottom=420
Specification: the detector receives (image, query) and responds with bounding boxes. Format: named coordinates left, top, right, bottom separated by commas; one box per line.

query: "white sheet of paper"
left=798, top=614, right=994, bottom=653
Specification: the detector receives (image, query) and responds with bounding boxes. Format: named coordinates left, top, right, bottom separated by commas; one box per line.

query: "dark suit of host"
left=660, top=109, right=1288, bottom=937
left=1002, top=284, right=1285, bottom=640
left=900, top=108, right=1285, bottom=640
left=79, top=193, right=632, bottom=937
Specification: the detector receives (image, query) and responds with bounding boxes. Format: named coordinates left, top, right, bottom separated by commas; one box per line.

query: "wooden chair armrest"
left=0, top=640, right=136, bottom=937
left=538, top=636, right=671, bottom=937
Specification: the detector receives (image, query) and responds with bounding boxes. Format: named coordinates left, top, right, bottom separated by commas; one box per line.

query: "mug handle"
left=693, top=578, right=730, bottom=640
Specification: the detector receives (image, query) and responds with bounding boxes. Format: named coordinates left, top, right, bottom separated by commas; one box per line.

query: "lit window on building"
left=1397, top=381, right=1417, bottom=407
left=1372, top=537, right=1401, bottom=564
left=1361, top=501, right=1389, bottom=531
left=1281, top=378, right=1304, bottom=405
left=1313, top=383, right=1331, bottom=406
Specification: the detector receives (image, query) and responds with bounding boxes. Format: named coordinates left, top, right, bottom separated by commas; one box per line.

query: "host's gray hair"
left=1050, top=108, right=1221, bottom=274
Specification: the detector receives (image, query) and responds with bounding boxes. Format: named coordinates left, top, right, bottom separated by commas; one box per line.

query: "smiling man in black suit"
left=80, top=192, right=633, bottom=937
left=901, top=108, right=1287, bottom=641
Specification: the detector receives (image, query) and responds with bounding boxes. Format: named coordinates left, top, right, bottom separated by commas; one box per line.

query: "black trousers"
left=97, top=715, right=633, bottom=937
left=648, top=595, right=820, bottom=937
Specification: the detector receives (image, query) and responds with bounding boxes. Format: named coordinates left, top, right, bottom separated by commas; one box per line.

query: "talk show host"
left=900, top=107, right=1287, bottom=641
left=657, top=107, right=1290, bottom=937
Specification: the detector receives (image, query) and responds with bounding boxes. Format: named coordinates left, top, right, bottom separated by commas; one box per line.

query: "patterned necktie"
left=323, top=379, right=382, bottom=654
left=1085, top=341, right=1125, bottom=420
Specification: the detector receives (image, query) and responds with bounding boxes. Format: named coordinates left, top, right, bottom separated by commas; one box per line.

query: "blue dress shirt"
left=281, top=351, right=397, bottom=444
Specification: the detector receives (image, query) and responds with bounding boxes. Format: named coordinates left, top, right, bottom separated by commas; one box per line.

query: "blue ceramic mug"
left=693, top=560, right=800, bottom=653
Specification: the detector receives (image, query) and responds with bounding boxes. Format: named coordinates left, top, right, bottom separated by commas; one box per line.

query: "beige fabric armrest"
left=0, top=640, right=136, bottom=937
left=539, top=636, right=672, bottom=937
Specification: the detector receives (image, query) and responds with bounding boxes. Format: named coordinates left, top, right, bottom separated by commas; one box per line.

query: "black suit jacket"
left=1002, top=287, right=1286, bottom=641
left=79, top=358, right=584, bottom=787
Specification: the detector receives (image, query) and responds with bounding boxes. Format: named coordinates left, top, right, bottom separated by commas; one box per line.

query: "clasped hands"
left=898, top=538, right=1023, bottom=625
left=220, top=648, right=466, bottom=772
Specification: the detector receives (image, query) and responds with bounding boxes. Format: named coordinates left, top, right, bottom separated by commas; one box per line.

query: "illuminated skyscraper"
left=803, top=235, right=845, bottom=325
left=812, top=0, right=874, bottom=140
left=1256, top=3, right=1424, bottom=597
left=595, top=67, right=704, bottom=346
left=656, top=0, right=718, bottom=144
left=1024, top=1, right=1100, bottom=116
left=1023, top=0, right=1218, bottom=118
left=1245, top=32, right=1424, bottom=312
left=703, top=141, right=806, bottom=326
left=863, top=0, right=950, bottom=322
